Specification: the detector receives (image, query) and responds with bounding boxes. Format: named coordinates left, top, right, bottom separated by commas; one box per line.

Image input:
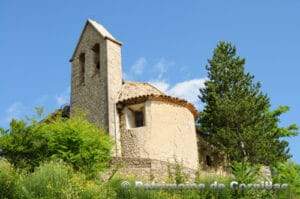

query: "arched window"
left=79, top=53, right=85, bottom=85
left=92, top=43, right=100, bottom=73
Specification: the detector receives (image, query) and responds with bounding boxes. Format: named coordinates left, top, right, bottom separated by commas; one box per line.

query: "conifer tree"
left=199, top=41, right=298, bottom=165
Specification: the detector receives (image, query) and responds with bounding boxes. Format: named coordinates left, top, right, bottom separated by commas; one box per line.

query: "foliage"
left=231, top=161, right=259, bottom=184
left=14, top=160, right=115, bottom=199
left=198, top=41, right=298, bottom=165
left=16, top=160, right=77, bottom=198
left=166, top=160, right=188, bottom=184
left=0, top=111, right=112, bottom=176
left=0, top=159, right=17, bottom=199
left=0, top=159, right=296, bottom=199
left=38, top=113, right=112, bottom=176
left=0, top=119, right=48, bottom=170
left=272, top=161, right=300, bottom=198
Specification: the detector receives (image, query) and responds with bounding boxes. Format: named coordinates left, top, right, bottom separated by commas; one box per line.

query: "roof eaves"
left=117, top=94, right=198, bottom=118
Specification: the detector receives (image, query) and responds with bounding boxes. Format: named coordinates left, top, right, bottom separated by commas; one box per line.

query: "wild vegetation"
left=0, top=42, right=299, bottom=198
left=198, top=42, right=298, bottom=165
left=0, top=111, right=112, bottom=177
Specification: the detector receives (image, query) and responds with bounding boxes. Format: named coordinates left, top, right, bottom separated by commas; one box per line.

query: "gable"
left=70, top=19, right=121, bottom=62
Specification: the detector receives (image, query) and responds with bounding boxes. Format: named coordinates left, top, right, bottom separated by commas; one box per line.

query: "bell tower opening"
left=92, top=43, right=100, bottom=74
left=79, top=53, right=85, bottom=85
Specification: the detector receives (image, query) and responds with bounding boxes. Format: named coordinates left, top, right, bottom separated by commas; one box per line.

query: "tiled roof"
left=118, top=81, right=164, bottom=101
left=117, top=81, right=198, bottom=117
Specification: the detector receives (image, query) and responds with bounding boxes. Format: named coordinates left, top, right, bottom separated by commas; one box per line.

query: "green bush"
left=0, top=119, right=48, bottom=170
left=0, top=113, right=113, bottom=177
left=15, top=160, right=116, bottom=199
left=16, top=161, right=76, bottom=198
left=231, top=161, right=259, bottom=184
left=272, top=161, right=300, bottom=198
left=0, top=159, right=294, bottom=199
left=39, top=114, right=113, bottom=176
left=0, top=158, right=17, bottom=199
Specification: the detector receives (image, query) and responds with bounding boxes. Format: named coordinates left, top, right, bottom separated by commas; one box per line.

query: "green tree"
left=199, top=41, right=298, bottom=165
left=0, top=111, right=112, bottom=176
left=0, top=119, right=48, bottom=170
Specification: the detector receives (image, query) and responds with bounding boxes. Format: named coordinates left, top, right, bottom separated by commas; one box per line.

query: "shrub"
left=0, top=113, right=113, bottom=177
left=39, top=114, right=113, bottom=176
left=16, top=160, right=116, bottom=199
left=16, top=161, right=76, bottom=198
left=231, top=161, right=259, bottom=184
left=0, top=119, right=48, bottom=170
left=0, top=158, right=17, bottom=199
left=272, top=161, right=300, bottom=198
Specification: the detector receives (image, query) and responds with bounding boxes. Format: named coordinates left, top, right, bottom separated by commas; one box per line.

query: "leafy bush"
left=0, top=158, right=17, bottom=199
left=272, top=161, right=300, bottom=198
left=0, top=159, right=294, bottom=199
left=231, top=161, right=259, bottom=184
left=39, top=114, right=112, bottom=176
left=0, top=119, right=48, bottom=170
left=16, top=161, right=77, bottom=198
left=15, top=160, right=116, bottom=199
left=0, top=113, right=112, bottom=176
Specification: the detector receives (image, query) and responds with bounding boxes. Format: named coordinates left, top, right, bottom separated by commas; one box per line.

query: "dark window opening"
left=134, top=111, right=144, bottom=127
left=79, top=53, right=85, bottom=85
left=206, top=155, right=212, bottom=167
left=92, top=43, right=100, bottom=73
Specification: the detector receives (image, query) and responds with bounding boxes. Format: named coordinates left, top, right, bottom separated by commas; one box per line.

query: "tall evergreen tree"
left=199, top=42, right=298, bottom=165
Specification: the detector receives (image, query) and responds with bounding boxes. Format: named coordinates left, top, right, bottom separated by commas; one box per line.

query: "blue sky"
left=0, top=0, right=299, bottom=163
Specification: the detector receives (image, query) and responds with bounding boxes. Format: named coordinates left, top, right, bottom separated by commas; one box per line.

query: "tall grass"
left=0, top=158, right=17, bottom=199
left=2, top=160, right=115, bottom=199
left=0, top=159, right=296, bottom=199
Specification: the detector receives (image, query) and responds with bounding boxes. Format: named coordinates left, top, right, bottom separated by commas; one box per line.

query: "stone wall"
left=197, top=137, right=228, bottom=175
left=109, top=157, right=196, bottom=182
left=105, top=39, right=122, bottom=157
left=149, top=101, right=199, bottom=170
left=119, top=100, right=199, bottom=170
left=70, top=23, right=123, bottom=158
left=71, top=23, right=109, bottom=130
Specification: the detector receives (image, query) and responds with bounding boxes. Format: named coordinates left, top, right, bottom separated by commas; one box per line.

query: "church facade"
left=70, top=19, right=209, bottom=179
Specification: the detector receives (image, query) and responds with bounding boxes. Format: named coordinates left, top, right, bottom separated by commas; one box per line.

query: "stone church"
left=69, top=19, right=224, bottom=180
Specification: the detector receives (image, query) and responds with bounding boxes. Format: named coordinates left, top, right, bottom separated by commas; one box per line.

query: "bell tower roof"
left=70, top=19, right=122, bottom=61
left=87, top=19, right=116, bottom=41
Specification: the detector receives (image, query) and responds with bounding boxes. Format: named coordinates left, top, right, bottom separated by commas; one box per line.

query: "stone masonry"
left=69, top=19, right=224, bottom=181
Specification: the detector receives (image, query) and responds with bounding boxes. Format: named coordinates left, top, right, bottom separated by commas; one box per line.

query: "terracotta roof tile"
left=117, top=81, right=198, bottom=117
left=118, top=81, right=164, bottom=101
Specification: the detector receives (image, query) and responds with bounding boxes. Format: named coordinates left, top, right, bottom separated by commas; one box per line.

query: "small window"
left=206, top=155, right=212, bottom=167
left=125, top=104, right=145, bottom=129
left=134, top=111, right=144, bottom=127
left=92, top=43, right=100, bottom=73
left=79, top=53, right=85, bottom=85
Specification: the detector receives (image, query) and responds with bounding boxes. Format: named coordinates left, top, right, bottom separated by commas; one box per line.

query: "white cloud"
left=125, top=57, right=206, bottom=108
left=55, top=87, right=70, bottom=107
left=3, top=102, right=27, bottom=123
left=153, top=58, right=172, bottom=79
left=125, top=57, right=175, bottom=81
left=148, top=78, right=207, bottom=108
left=131, top=57, right=146, bottom=75
left=149, top=80, right=170, bottom=92
left=167, top=78, right=206, bottom=105
left=0, top=87, right=71, bottom=127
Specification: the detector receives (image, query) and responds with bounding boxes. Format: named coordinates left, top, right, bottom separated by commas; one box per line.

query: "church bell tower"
left=69, top=19, right=122, bottom=144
